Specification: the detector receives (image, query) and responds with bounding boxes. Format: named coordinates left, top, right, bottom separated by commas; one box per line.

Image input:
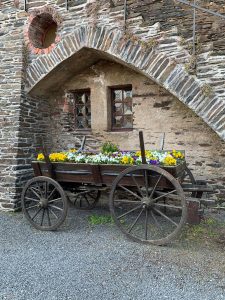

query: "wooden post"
left=80, top=136, right=86, bottom=151
left=40, top=137, right=55, bottom=179
left=160, top=132, right=165, bottom=150
left=139, top=131, right=147, bottom=164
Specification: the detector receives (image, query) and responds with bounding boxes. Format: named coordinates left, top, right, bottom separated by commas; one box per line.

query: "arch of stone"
left=26, top=24, right=225, bottom=140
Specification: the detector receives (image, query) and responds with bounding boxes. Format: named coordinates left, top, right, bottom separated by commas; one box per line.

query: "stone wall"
left=0, top=3, right=25, bottom=209
left=0, top=0, right=225, bottom=208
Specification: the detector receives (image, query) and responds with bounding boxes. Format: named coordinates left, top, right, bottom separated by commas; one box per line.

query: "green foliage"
left=88, top=214, right=114, bottom=225
left=181, top=217, right=221, bottom=241
left=101, top=141, right=119, bottom=154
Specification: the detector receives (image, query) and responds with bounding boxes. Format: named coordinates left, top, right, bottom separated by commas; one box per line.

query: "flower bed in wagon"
left=36, top=148, right=185, bottom=166
left=33, top=143, right=186, bottom=185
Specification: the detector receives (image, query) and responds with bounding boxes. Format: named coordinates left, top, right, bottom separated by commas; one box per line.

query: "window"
left=73, top=89, right=91, bottom=130
left=111, top=86, right=133, bottom=130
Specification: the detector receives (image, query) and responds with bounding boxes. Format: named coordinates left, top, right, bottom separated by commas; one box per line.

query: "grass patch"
left=181, top=217, right=223, bottom=242
left=88, top=214, right=114, bottom=225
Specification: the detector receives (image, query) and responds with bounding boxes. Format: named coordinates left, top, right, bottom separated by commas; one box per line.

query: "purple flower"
left=149, top=160, right=159, bottom=165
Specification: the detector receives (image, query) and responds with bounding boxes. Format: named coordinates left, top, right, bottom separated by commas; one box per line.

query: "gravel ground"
left=1, top=204, right=225, bottom=300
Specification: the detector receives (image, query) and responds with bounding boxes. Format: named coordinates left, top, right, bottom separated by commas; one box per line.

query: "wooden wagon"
left=21, top=132, right=214, bottom=245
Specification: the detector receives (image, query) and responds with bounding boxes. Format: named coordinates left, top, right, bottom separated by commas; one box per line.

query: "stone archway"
left=26, top=25, right=225, bottom=140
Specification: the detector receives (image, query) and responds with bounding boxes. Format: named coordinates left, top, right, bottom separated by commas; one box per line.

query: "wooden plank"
left=32, top=162, right=42, bottom=176
left=181, top=184, right=214, bottom=192
left=31, top=161, right=186, bottom=189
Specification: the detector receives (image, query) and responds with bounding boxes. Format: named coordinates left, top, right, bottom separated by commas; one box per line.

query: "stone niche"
left=25, top=6, right=62, bottom=54
left=45, top=60, right=225, bottom=187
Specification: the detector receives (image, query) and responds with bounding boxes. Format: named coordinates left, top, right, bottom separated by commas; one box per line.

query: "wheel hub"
left=142, top=196, right=155, bottom=208
left=39, top=198, right=48, bottom=208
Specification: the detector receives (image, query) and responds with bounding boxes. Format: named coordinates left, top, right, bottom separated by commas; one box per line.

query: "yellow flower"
left=172, top=150, right=184, bottom=159
left=121, top=156, right=134, bottom=165
left=37, top=153, right=45, bottom=161
left=135, top=150, right=152, bottom=158
left=163, top=155, right=177, bottom=166
left=49, top=153, right=67, bottom=162
left=69, top=149, right=77, bottom=153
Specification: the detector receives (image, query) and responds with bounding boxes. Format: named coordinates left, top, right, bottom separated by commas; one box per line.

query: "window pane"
left=86, top=115, right=91, bottom=128
left=111, top=86, right=132, bottom=130
left=76, top=106, right=85, bottom=116
left=113, top=90, right=123, bottom=102
left=124, top=101, right=132, bottom=115
left=77, top=117, right=85, bottom=129
left=74, top=90, right=91, bottom=130
left=114, top=102, right=123, bottom=115
left=76, top=94, right=84, bottom=104
left=113, top=116, right=123, bottom=128
left=124, top=90, right=132, bottom=99
left=123, top=115, right=133, bottom=128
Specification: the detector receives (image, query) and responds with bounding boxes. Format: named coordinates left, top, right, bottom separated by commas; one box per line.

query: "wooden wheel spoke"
left=48, top=198, right=62, bottom=204
left=151, top=210, right=163, bottom=232
left=83, top=195, right=91, bottom=206
left=31, top=208, right=42, bottom=220
left=26, top=204, right=39, bottom=210
left=73, top=195, right=79, bottom=205
left=150, top=174, right=162, bottom=199
left=145, top=209, right=148, bottom=240
left=153, top=207, right=178, bottom=227
left=76, top=190, right=89, bottom=196
left=48, top=204, right=63, bottom=211
left=47, top=187, right=57, bottom=200
left=154, top=203, right=183, bottom=210
left=127, top=208, right=144, bottom=233
left=25, top=197, right=39, bottom=203
left=35, top=183, right=44, bottom=198
left=29, top=187, right=41, bottom=199
left=153, top=190, right=176, bottom=202
left=46, top=208, right=51, bottom=227
left=114, top=199, right=141, bottom=204
left=44, top=181, right=48, bottom=199
left=48, top=207, right=58, bottom=219
left=144, top=170, right=149, bottom=197
left=131, top=174, right=144, bottom=197
left=117, top=204, right=142, bottom=220
left=118, top=185, right=143, bottom=201
left=40, top=209, right=45, bottom=226
left=88, top=193, right=97, bottom=200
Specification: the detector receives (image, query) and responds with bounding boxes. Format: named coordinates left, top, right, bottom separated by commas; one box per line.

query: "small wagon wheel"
left=109, top=165, right=187, bottom=245
left=22, top=176, right=68, bottom=231
left=70, top=187, right=100, bottom=210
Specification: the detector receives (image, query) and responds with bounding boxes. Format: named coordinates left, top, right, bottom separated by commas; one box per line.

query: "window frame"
left=110, top=85, right=133, bottom=132
left=71, top=89, right=92, bottom=132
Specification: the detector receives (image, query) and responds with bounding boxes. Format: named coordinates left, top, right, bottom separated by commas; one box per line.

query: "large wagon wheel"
left=22, top=176, right=68, bottom=231
left=70, top=187, right=100, bottom=210
left=109, top=165, right=187, bottom=245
